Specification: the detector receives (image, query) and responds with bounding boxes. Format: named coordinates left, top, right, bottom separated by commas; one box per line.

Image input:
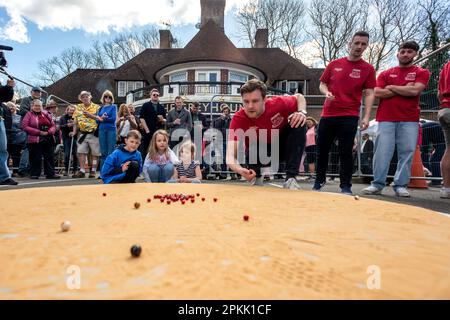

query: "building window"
left=229, top=72, right=248, bottom=83
left=279, top=80, right=287, bottom=92
left=196, top=71, right=219, bottom=82
left=196, top=71, right=220, bottom=94
left=170, top=72, right=187, bottom=83
left=277, top=81, right=306, bottom=94
left=118, top=81, right=144, bottom=97
left=289, top=82, right=297, bottom=93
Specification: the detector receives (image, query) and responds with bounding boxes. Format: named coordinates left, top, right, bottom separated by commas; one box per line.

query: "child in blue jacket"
left=101, top=130, right=142, bottom=184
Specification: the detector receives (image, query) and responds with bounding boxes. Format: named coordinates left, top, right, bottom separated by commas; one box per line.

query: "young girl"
left=168, top=140, right=202, bottom=183
left=143, top=130, right=179, bottom=183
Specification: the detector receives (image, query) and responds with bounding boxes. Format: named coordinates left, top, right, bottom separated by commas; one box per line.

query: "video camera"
left=0, top=45, right=13, bottom=68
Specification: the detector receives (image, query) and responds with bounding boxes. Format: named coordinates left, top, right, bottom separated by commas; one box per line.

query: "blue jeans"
left=371, top=122, right=419, bottom=190
left=0, top=120, right=11, bottom=181
left=167, top=178, right=201, bottom=184
left=19, top=145, right=29, bottom=175
left=146, top=163, right=175, bottom=183
left=99, top=129, right=117, bottom=166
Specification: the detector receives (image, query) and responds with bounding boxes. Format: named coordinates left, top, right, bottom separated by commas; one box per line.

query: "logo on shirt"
left=349, top=69, right=361, bottom=79
left=271, top=113, right=284, bottom=128
left=334, top=68, right=343, bottom=72
left=405, top=72, right=417, bottom=81
left=389, top=74, right=398, bottom=78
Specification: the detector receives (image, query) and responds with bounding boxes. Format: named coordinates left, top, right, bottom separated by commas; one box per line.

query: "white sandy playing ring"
left=0, top=184, right=449, bottom=299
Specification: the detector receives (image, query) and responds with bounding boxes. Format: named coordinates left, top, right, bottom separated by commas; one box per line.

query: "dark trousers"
left=28, top=142, right=55, bottom=178
left=246, top=125, right=306, bottom=179
left=113, top=161, right=140, bottom=183
left=316, top=116, right=359, bottom=188
left=63, top=136, right=78, bottom=172
left=7, top=143, right=24, bottom=173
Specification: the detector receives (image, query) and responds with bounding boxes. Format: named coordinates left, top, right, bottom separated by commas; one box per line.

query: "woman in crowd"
left=6, top=102, right=26, bottom=176
left=97, top=90, right=117, bottom=167
left=116, top=104, right=138, bottom=145
left=21, top=99, right=59, bottom=179
left=59, top=105, right=79, bottom=175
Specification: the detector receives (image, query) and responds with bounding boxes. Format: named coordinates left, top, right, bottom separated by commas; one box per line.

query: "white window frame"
left=229, top=71, right=249, bottom=95
left=169, top=72, right=187, bottom=83
left=118, top=81, right=144, bottom=97
left=279, top=80, right=287, bottom=92
left=195, top=70, right=220, bottom=94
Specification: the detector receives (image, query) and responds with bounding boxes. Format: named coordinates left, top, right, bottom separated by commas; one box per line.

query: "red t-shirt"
left=376, top=65, right=430, bottom=122
left=320, top=57, right=376, bottom=118
left=439, top=61, right=450, bottom=108
left=228, top=95, right=297, bottom=145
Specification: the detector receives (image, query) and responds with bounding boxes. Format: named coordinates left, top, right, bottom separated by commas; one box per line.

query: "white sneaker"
left=250, top=176, right=264, bottom=186
left=440, top=189, right=450, bottom=199
left=283, top=178, right=301, bottom=190
left=362, top=185, right=382, bottom=195
left=395, top=187, right=410, bottom=197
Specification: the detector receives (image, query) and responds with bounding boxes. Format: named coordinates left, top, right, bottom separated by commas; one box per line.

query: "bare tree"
left=57, top=47, right=91, bottom=75
left=308, top=0, right=370, bottom=65
left=36, top=26, right=181, bottom=85
left=235, top=0, right=307, bottom=59
left=87, top=41, right=109, bottom=69
left=417, top=0, right=450, bottom=52
left=364, top=0, right=420, bottom=71
left=36, top=57, right=61, bottom=84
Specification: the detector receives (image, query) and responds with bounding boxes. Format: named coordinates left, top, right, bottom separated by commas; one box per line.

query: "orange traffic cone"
left=408, top=145, right=428, bottom=189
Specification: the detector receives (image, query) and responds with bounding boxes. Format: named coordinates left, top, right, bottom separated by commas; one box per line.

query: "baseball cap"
left=31, top=86, right=43, bottom=92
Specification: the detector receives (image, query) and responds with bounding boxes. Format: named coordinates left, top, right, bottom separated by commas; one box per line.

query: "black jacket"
left=213, top=115, right=231, bottom=137
left=0, top=102, right=12, bottom=141
left=0, top=84, right=14, bottom=104
left=139, top=101, right=166, bottom=135
left=190, top=111, right=208, bottom=128
left=59, top=114, right=75, bottom=139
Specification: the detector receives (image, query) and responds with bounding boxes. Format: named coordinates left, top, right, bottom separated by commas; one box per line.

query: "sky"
left=0, top=0, right=280, bottom=89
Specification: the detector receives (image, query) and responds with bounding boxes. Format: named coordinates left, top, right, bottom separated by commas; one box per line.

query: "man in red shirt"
left=226, top=79, right=307, bottom=189
left=363, top=41, right=430, bottom=197
left=438, top=61, right=450, bottom=199
left=313, top=31, right=376, bottom=195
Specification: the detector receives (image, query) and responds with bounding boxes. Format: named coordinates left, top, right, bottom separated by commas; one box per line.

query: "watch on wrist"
left=299, top=110, right=307, bottom=116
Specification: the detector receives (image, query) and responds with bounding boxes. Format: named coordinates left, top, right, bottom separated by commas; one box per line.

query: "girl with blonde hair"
left=143, top=129, right=178, bottom=183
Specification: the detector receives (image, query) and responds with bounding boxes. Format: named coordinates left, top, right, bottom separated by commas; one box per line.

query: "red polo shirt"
left=228, top=95, right=297, bottom=146
left=376, top=65, right=430, bottom=122
left=439, top=61, right=450, bottom=108
left=320, top=57, right=376, bottom=118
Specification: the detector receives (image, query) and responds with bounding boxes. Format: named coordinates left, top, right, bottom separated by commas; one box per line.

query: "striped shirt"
left=176, top=161, right=199, bottom=178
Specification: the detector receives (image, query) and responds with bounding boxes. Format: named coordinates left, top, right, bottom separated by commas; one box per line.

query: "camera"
left=0, top=45, right=13, bottom=68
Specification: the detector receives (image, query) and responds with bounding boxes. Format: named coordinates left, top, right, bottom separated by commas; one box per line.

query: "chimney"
left=159, top=30, right=173, bottom=49
left=255, top=29, right=268, bottom=48
left=200, top=0, right=226, bottom=31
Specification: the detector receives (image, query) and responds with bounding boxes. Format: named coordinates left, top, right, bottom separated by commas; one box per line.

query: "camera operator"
left=0, top=77, right=18, bottom=185
left=0, top=79, right=14, bottom=102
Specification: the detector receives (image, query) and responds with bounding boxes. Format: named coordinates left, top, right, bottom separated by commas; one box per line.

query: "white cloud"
left=0, top=0, right=244, bottom=43
left=0, top=10, right=30, bottom=43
